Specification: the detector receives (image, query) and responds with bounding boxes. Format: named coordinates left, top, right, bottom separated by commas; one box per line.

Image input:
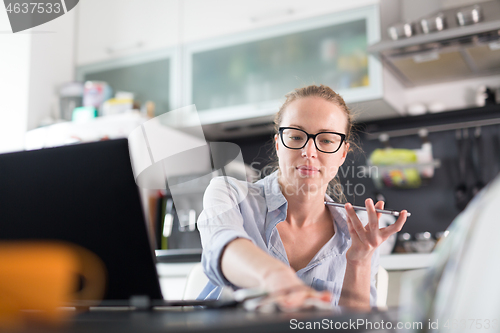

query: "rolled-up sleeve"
left=197, top=177, right=253, bottom=286
left=370, top=247, right=380, bottom=307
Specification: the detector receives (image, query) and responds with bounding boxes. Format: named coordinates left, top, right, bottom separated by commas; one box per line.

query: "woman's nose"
left=301, top=138, right=318, bottom=158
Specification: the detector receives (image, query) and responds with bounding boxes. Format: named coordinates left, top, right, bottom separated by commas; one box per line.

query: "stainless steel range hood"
left=369, top=0, right=500, bottom=87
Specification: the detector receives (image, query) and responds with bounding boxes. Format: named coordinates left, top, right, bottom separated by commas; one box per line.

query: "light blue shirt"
left=197, top=171, right=379, bottom=306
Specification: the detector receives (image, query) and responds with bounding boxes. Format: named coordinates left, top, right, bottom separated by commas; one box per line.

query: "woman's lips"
left=297, top=165, right=319, bottom=176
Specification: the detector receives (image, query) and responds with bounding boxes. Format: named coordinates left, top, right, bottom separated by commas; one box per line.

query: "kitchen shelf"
left=357, top=104, right=500, bottom=140
left=361, top=160, right=441, bottom=173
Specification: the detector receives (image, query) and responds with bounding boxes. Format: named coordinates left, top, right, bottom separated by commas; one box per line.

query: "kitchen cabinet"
left=76, top=1, right=394, bottom=131
left=380, top=253, right=436, bottom=307
left=76, top=0, right=379, bottom=66
left=182, top=5, right=383, bottom=126
left=180, top=0, right=379, bottom=44
left=76, top=0, right=178, bottom=65
left=157, top=262, right=199, bottom=300
left=76, top=52, right=175, bottom=116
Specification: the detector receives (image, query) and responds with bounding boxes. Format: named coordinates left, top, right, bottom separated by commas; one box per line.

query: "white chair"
left=376, top=266, right=389, bottom=308
left=182, top=262, right=390, bottom=306
left=183, top=263, right=209, bottom=300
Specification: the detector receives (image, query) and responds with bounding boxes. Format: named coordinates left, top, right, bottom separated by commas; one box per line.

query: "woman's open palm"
left=344, top=199, right=407, bottom=263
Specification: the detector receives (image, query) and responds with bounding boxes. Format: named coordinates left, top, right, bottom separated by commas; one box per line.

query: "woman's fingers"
left=366, top=199, right=383, bottom=231
left=345, top=203, right=368, bottom=243
left=271, top=287, right=332, bottom=310
left=318, top=291, right=332, bottom=303
left=374, top=200, right=385, bottom=221
left=380, top=211, right=407, bottom=238
left=345, top=216, right=359, bottom=242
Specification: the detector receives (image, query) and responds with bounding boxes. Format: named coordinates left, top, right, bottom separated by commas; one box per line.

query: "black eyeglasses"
left=279, top=127, right=346, bottom=154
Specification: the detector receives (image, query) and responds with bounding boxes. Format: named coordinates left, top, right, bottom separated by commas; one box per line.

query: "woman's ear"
left=274, top=134, right=279, bottom=152
left=339, top=143, right=349, bottom=166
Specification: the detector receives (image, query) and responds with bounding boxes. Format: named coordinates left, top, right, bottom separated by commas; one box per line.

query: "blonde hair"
left=269, top=84, right=357, bottom=203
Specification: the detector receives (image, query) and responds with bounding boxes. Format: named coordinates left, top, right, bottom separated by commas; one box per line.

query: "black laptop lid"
left=0, top=139, right=163, bottom=301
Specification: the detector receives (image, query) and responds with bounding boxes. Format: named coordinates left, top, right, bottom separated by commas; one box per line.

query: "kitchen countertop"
left=380, top=253, right=436, bottom=271
left=156, top=251, right=436, bottom=276
left=155, top=249, right=202, bottom=263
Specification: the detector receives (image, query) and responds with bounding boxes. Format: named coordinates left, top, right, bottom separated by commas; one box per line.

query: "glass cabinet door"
left=185, top=5, right=381, bottom=124
left=77, top=49, right=176, bottom=117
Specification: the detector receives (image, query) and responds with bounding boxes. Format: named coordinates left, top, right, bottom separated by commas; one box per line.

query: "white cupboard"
left=76, top=0, right=178, bottom=65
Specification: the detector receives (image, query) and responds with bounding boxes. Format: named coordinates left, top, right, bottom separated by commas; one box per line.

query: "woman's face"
left=275, top=96, right=349, bottom=196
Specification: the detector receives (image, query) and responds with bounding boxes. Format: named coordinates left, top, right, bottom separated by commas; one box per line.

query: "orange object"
left=0, top=241, right=106, bottom=328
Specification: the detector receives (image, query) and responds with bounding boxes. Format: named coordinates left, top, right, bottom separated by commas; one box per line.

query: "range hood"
left=369, top=0, right=500, bottom=87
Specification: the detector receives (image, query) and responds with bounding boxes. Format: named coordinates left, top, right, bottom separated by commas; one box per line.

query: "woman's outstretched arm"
left=221, top=238, right=300, bottom=291
left=340, top=199, right=407, bottom=309
left=221, top=238, right=331, bottom=307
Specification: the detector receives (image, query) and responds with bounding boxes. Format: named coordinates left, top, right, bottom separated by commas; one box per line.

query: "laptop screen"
left=0, top=139, right=163, bottom=301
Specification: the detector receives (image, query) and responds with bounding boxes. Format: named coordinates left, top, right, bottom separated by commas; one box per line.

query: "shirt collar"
left=324, top=194, right=351, bottom=242
left=328, top=201, right=351, bottom=239
left=258, top=171, right=287, bottom=244
left=260, top=171, right=350, bottom=240
left=262, top=170, right=287, bottom=212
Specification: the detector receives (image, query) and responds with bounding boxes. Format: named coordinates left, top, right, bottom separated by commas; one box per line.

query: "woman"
left=197, top=85, right=407, bottom=309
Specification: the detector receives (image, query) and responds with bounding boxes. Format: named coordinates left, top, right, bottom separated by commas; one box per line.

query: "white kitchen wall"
left=76, top=0, right=178, bottom=65
left=0, top=6, right=76, bottom=153
left=27, top=10, right=76, bottom=130
left=0, top=9, right=30, bottom=153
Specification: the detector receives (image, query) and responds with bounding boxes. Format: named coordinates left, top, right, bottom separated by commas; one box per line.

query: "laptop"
left=0, top=139, right=164, bottom=303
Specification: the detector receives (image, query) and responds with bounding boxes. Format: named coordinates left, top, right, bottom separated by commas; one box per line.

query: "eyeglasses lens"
left=281, top=128, right=342, bottom=153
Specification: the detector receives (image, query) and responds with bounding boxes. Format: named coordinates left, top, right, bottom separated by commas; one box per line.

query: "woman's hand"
left=344, top=199, right=407, bottom=263
left=260, top=266, right=331, bottom=310
left=222, top=238, right=332, bottom=310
